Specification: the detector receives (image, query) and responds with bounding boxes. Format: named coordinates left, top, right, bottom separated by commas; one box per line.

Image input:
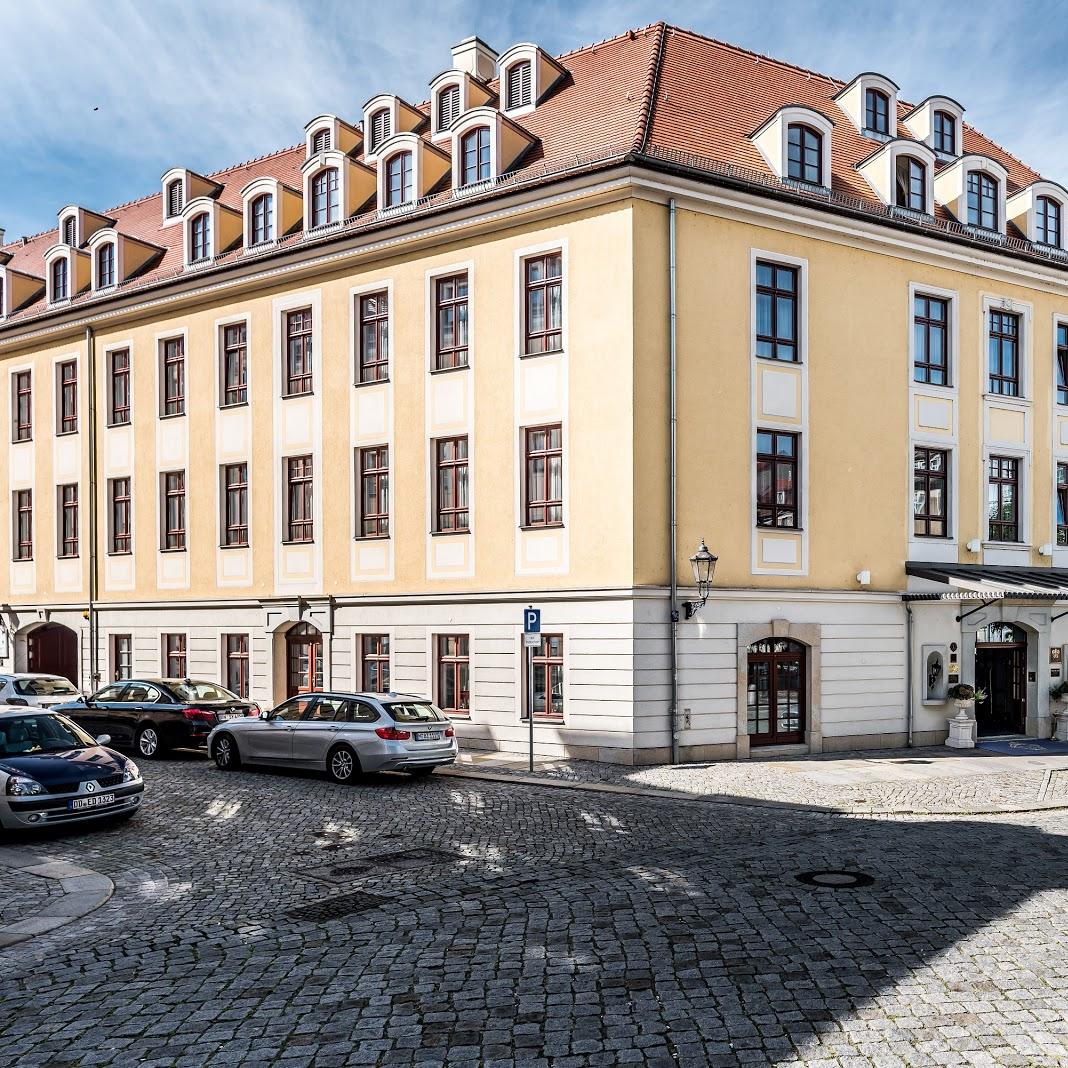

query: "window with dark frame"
left=437, top=85, right=460, bottom=130
left=460, top=127, right=491, bottom=185
left=251, top=194, right=273, bottom=245
left=358, top=446, right=389, bottom=537
left=285, top=308, right=313, bottom=395
left=523, top=252, right=563, bottom=355
left=988, top=455, right=1020, bottom=542
left=755, top=261, right=798, bottom=361
left=505, top=61, right=532, bottom=110
left=162, top=470, right=186, bottom=551
left=222, top=463, right=248, bottom=547
left=162, top=633, right=187, bottom=678
left=162, top=337, right=185, bottom=416
left=221, top=322, right=248, bottom=405
left=864, top=88, right=890, bottom=135
left=285, top=455, right=313, bottom=542
left=51, top=258, right=68, bottom=302
left=12, top=370, right=31, bottom=442
left=224, top=634, right=250, bottom=698
left=311, top=127, right=331, bottom=154
left=361, top=634, right=390, bottom=693
left=112, top=634, right=132, bottom=681
left=109, top=477, right=131, bottom=554
left=13, top=489, right=32, bottom=561
left=756, top=429, right=799, bottom=529
left=524, top=424, right=563, bottom=526
left=62, top=216, right=77, bottom=246
left=58, top=483, right=79, bottom=558
left=436, top=634, right=469, bottom=715
left=435, top=437, right=469, bottom=532
left=787, top=124, right=822, bottom=185
left=1058, top=464, right=1068, bottom=548
left=190, top=212, right=211, bottom=262
left=988, top=310, right=1020, bottom=397
left=434, top=274, right=468, bottom=369
left=895, top=156, right=926, bottom=212
left=528, top=634, right=564, bottom=719
left=1037, top=196, right=1062, bottom=247
left=385, top=152, right=413, bottom=207
left=913, top=294, right=950, bottom=385
left=1058, top=323, right=1068, bottom=406
left=357, top=292, right=389, bottom=382
left=167, top=179, right=184, bottom=218
left=57, top=359, right=77, bottom=434
left=933, top=110, right=956, bottom=154
left=369, top=108, right=391, bottom=151
left=311, top=168, right=339, bottom=227
left=913, top=447, right=949, bottom=538
left=97, top=242, right=115, bottom=288
left=109, top=349, right=130, bottom=425
left=967, top=171, right=998, bottom=230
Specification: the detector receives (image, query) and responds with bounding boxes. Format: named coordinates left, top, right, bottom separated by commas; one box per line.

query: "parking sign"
left=523, top=608, right=541, bottom=648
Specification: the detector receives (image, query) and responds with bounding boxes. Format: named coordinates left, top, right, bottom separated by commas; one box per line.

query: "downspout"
left=905, top=600, right=913, bottom=748
left=86, top=326, right=99, bottom=690
left=668, top=198, right=680, bottom=765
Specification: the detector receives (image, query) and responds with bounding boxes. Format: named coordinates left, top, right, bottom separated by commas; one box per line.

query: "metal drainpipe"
left=905, top=600, right=914, bottom=747
left=86, top=326, right=99, bottom=689
left=668, top=198, right=680, bottom=765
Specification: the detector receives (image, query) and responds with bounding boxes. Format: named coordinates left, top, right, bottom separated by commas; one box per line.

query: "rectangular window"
left=361, top=634, right=390, bottom=693
left=222, top=463, right=248, bottom=547
left=12, top=489, right=32, bottom=561
left=221, top=323, right=247, bottom=406
left=756, top=430, right=799, bottom=528
left=57, top=360, right=78, bottom=434
left=528, top=634, right=564, bottom=720
left=755, top=261, right=799, bottom=362
left=524, top=424, right=563, bottom=526
left=914, top=295, right=950, bottom=386
left=434, top=274, right=469, bottom=370
left=357, top=292, right=389, bottom=383
left=436, top=634, right=470, bottom=715
left=109, top=349, right=130, bottom=426
left=112, top=634, right=132, bottom=681
left=161, top=470, right=186, bottom=550
left=988, top=310, right=1020, bottom=396
left=357, top=446, right=389, bottom=537
left=913, top=447, right=949, bottom=538
left=12, top=371, right=31, bottom=442
left=109, top=477, right=131, bottom=554
left=285, top=455, right=313, bottom=542
left=1058, top=323, right=1068, bottom=406
left=58, top=483, right=79, bottom=558
left=988, top=455, right=1019, bottom=542
left=162, top=633, right=187, bottom=678
left=523, top=252, right=563, bottom=355
left=1059, top=464, right=1068, bottom=548
left=162, top=337, right=185, bottom=416
left=285, top=309, right=313, bottom=396
left=224, top=634, right=250, bottom=698
left=435, top=436, right=469, bottom=532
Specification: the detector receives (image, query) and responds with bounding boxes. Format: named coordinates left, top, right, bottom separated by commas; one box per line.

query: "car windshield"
left=0, top=714, right=96, bottom=757
left=386, top=702, right=445, bottom=723
left=168, top=681, right=239, bottom=703
left=13, top=677, right=79, bottom=697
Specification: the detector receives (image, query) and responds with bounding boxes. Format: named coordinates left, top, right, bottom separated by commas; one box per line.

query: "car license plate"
left=414, top=731, right=442, bottom=741
left=69, top=793, right=115, bottom=811
left=218, top=712, right=244, bottom=721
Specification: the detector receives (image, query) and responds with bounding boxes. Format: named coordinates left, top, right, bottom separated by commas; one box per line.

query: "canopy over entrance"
left=905, top=562, right=1068, bottom=600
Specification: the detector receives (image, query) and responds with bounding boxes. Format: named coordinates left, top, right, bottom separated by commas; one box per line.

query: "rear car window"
left=386, top=702, right=445, bottom=723
left=169, top=681, right=238, bottom=703
left=13, top=677, right=79, bottom=697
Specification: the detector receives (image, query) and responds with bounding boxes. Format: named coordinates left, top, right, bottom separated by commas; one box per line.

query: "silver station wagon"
left=207, top=692, right=458, bottom=783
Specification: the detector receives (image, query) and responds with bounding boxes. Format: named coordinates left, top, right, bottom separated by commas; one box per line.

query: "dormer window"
left=51, top=259, right=68, bottom=302
left=97, top=243, right=115, bottom=288
left=864, top=88, right=890, bottom=135
left=787, top=124, right=823, bottom=185
left=896, top=156, right=927, bottom=212
left=385, top=151, right=413, bottom=207
left=167, top=179, right=184, bottom=218
left=311, top=128, right=331, bottom=154
left=311, top=168, right=339, bottom=227
left=505, top=60, right=532, bottom=110
left=933, top=110, right=956, bottom=155
left=437, top=85, right=461, bottom=131
left=190, top=212, right=211, bottom=262
left=1037, top=196, right=1062, bottom=247
left=968, top=171, right=998, bottom=230
left=460, top=127, right=491, bottom=186
left=62, top=216, right=77, bottom=247
left=369, top=109, right=391, bottom=153
left=251, top=194, right=273, bottom=245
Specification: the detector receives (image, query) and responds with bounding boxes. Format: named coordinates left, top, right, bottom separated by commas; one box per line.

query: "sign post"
left=523, top=607, right=541, bottom=772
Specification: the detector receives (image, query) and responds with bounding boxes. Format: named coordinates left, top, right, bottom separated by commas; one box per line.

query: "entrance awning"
left=905, top=561, right=1068, bottom=600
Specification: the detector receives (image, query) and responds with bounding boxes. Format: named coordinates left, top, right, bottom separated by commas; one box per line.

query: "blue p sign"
left=524, top=608, right=541, bottom=634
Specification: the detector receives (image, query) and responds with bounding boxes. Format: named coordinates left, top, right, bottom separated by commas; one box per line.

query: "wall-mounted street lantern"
left=683, top=539, right=718, bottom=619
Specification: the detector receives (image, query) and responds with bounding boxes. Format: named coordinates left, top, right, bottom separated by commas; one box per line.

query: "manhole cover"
left=288, top=890, right=388, bottom=924
left=795, top=870, right=874, bottom=889
left=302, top=847, right=460, bottom=885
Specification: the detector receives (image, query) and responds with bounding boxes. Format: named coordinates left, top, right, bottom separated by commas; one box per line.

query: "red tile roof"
left=0, top=23, right=1058, bottom=330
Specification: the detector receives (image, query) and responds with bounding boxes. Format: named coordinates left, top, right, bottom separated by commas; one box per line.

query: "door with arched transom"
left=286, top=623, right=323, bottom=697
left=746, top=638, right=806, bottom=746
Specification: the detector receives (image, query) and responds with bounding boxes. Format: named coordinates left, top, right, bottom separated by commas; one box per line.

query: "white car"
left=0, top=673, right=83, bottom=709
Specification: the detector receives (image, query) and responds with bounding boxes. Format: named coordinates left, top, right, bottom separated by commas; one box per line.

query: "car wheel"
left=407, top=766, right=435, bottom=777
left=136, top=725, right=166, bottom=759
left=327, top=744, right=360, bottom=784
left=212, top=733, right=241, bottom=771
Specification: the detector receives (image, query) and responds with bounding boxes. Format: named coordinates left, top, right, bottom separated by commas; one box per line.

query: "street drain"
left=796, top=870, right=874, bottom=889
left=302, top=847, right=460, bottom=885
left=287, top=890, right=388, bottom=923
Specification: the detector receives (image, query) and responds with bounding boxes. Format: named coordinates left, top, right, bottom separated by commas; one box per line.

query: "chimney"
left=451, top=36, right=498, bottom=83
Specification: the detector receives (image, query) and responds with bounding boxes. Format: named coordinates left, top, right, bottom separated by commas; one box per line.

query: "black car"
left=59, top=679, right=258, bottom=759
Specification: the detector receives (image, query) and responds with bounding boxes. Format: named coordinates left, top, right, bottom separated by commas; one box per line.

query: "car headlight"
left=7, top=775, right=46, bottom=796
left=122, top=760, right=140, bottom=782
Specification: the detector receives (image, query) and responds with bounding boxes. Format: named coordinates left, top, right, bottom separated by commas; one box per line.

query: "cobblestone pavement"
left=2, top=756, right=1068, bottom=1066
left=0, top=867, right=64, bottom=927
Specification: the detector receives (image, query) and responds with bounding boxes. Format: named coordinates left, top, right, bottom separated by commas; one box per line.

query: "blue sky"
left=4, top=0, right=1068, bottom=240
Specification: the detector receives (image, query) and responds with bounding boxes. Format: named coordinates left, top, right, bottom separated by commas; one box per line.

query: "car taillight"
left=182, top=707, right=216, bottom=723
left=375, top=726, right=411, bottom=741
left=248, top=704, right=261, bottom=718
left=444, top=727, right=455, bottom=737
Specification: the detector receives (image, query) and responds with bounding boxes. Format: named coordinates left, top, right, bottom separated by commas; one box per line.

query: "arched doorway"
left=746, top=638, right=805, bottom=746
left=286, top=622, right=322, bottom=697
left=975, top=622, right=1026, bottom=736
left=26, top=624, right=79, bottom=686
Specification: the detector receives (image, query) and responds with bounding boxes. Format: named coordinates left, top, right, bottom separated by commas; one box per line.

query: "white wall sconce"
left=856, top=570, right=871, bottom=586
left=966, top=539, right=981, bottom=553
left=1039, top=543, right=1054, bottom=557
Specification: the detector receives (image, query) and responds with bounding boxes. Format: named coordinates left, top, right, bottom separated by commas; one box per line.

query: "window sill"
left=429, top=364, right=469, bottom=376
left=218, top=542, right=249, bottom=550
left=521, top=716, right=564, bottom=724
left=351, top=378, right=389, bottom=390
left=159, top=547, right=187, bottom=554
left=520, top=523, right=564, bottom=532
left=445, top=712, right=471, bottom=720
left=754, top=353, right=801, bottom=365
left=282, top=539, right=315, bottom=546
left=912, top=380, right=953, bottom=390
left=982, top=540, right=1026, bottom=548
left=57, top=553, right=80, bottom=560
left=218, top=400, right=249, bottom=411
left=518, top=349, right=565, bottom=361
left=983, top=392, right=1030, bottom=405
left=281, top=391, right=314, bottom=400
left=11, top=438, right=33, bottom=445
left=106, top=421, right=131, bottom=430
left=430, top=529, right=470, bottom=537
left=755, top=524, right=804, bottom=533
left=11, top=558, right=33, bottom=564
left=354, top=534, right=390, bottom=542
left=107, top=551, right=132, bottom=557
left=158, top=411, right=186, bottom=420
left=56, top=429, right=78, bottom=438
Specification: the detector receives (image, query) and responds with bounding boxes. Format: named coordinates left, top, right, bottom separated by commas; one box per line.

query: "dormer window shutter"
left=438, top=85, right=460, bottom=130
left=62, top=217, right=76, bottom=247
left=370, top=109, right=391, bottom=151
left=506, top=61, right=532, bottom=110
left=312, top=128, right=331, bottom=154
left=167, top=180, right=184, bottom=218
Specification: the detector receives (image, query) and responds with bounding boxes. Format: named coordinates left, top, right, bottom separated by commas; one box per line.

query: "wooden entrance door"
left=975, top=622, right=1026, bottom=735
left=26, top=624, right=79, bottom=686
left=286, top=623, right=323, bottom=697
left=746, top=638, right=805, bottom=746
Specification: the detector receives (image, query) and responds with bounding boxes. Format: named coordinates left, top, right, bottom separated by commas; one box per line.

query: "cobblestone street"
left=2, top=756, right=1068, bottom=1067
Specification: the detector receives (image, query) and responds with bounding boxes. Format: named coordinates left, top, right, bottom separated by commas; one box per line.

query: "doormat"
left=976, top=738, right=1068, bottom=756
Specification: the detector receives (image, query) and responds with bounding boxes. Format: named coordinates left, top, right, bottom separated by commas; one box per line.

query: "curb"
left=0, top=849, right=114, bottom=949
left=438, top=765, right=1068, bottom=818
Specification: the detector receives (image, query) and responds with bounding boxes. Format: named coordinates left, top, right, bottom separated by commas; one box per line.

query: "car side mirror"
left=96, top=734, right=111, bottom=745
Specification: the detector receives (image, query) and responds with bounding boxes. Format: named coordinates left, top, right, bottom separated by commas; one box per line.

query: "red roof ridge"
left=554, top=22, right=663, bottom=63
left=205, top=142, right=305, bottom=182
left=633, top=22, right=667, bottom=153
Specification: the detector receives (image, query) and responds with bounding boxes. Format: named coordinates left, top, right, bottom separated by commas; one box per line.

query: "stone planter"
left=946, top=703, right=976, bottom=749
left=1053, top=705, right=1068, bottom=742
